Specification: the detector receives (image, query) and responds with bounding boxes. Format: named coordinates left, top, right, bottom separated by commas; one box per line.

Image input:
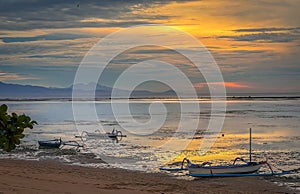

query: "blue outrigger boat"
left=38, top=138, right=83, bottom=149
left=161, top=128, right=291, bottom=177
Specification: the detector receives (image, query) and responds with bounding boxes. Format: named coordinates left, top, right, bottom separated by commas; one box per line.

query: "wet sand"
left=0, top=159, right=292, bottom=194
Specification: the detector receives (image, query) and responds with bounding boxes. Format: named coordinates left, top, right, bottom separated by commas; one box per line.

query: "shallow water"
left=0, top=98, right=299, bottom=191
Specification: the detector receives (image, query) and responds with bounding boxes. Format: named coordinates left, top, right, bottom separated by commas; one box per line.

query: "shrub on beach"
left=0, top=104, right=37, bottom=152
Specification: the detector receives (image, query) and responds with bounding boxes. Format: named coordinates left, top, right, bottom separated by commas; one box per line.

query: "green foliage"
left=0, top=104, right=37, bottom=152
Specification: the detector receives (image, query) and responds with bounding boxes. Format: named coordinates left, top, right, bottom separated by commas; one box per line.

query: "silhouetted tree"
left=0, top=104, right=37, bottom=152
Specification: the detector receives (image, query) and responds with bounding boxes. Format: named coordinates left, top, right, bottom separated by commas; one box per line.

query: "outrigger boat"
left=38, top=138, right=84, bottom=149
left=182, top=157, right=290, bottom=177
left=161, top=128, right=291, bottom=177
left=75, top=129, right=127, bottom=139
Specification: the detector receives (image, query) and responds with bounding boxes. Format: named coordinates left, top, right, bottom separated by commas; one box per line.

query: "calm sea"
left=0, top=98, right=299, bottom=191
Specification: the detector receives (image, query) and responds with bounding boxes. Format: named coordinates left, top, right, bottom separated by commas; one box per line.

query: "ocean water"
left=0, top=98, right=299, bottom=191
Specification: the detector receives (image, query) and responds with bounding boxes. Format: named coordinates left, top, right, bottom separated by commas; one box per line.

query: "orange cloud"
left=194, top=82, right=252, bottom=89
left=223, top=82, right=252, bottom=89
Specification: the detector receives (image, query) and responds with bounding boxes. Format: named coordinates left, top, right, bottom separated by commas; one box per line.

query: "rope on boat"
left=181, top=158, right=191, bottom=169
left=233, top=157, right=247, bottom=165
left=262, top=161, right=274, bottom=174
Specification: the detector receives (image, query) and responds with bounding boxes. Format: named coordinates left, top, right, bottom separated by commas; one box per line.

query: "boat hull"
left=188, top=171, right=290, bottom=177
left=38, top=140, right=61, bottom=148
left=189, top=163, right=263, bottom=175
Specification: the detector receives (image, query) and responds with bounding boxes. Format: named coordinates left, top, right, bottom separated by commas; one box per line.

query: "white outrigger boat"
left=184, top=157, right=265, bottom=175
left=181, top=157, right=288, bottom=177
left=75, top=129, right=127, bottom=139
left=161, top=128, right=291, bottom=177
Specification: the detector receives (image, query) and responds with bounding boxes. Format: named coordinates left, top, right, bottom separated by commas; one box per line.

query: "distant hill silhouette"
left=3, top=81, right=297, bottom=100
left=0, top=81, right=176, bottom=99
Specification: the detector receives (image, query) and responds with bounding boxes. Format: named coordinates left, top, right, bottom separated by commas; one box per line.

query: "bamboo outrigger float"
left=160, top=128, right=291, bottom=177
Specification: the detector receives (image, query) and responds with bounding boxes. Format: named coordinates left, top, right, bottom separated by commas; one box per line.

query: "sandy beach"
left=0, top=159, right=293, bottom=194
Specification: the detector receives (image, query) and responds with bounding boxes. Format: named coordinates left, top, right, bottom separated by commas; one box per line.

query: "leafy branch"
left=0, top=104, right=37, bottom=152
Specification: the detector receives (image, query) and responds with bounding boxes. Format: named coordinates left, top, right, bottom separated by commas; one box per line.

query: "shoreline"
left=1, top=96, right=300, bottom=102
left=0, top=158, right=293, bottom=194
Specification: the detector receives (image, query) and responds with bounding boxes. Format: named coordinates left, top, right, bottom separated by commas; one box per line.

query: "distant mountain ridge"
left=1, top=81, right=298, bottom=99
left=0, top=81, right=175, bottom=99
left=0, top=81, right=71, bottom=98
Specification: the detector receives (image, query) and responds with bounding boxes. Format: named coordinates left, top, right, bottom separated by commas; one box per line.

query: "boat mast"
left=249, top=128, right=252, bottom=162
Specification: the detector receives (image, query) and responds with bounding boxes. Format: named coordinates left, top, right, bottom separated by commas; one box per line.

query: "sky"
left=0, top=0, right=300, bottom=94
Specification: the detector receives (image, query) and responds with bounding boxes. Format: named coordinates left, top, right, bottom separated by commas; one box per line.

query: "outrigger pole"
left=249, top=128, right=252, bottom=162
